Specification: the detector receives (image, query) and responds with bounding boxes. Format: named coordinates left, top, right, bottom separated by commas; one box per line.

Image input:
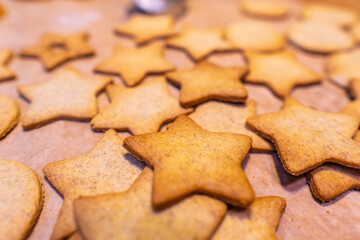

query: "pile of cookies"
left=1, top=0, right=360, bottom=239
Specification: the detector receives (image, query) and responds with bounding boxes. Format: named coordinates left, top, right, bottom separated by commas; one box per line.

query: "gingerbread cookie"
left=124, top=115, right=254, bottom=207
left=43, top=130, right=144, bottom=240
left=245, top=51, right=321, bottom=98
left=18, top=67, right=111, bottom=130
left=21, top=32, right=94, bottom=70
left=0, top=159, right=43, bottom=240
left=213, top=196, right=286, bottom=240
left=95, top=44, right=174, bottom=86
left=246, top=97, right=360, bottom=175
left=189, top=100, right=274, bottom=152
left=166, top=61, right=248, bottom=107
left=74, top=167, right=227, bottom=240
left=166, top=26, right=231, bottom=61
left=352, top=21, right=360, bottom=42
left=0, top=50, right=16, bottom=81
left=226, top=21, right=285, bottom=52
left=241, top=0, right=289, bottom=18
left=0, top=95, right=20, bottom=139
left=115, top=14, right=177, bottom=44
left=328, top=50, right=360, bottom=87
left=288, top=20, right=354, bottom=53
left=91, top=77, right=192, bottom=135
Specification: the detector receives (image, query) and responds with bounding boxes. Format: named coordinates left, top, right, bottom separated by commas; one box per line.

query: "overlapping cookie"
left=0, top=95, right=20, bottom=139
left=341, top=79, right=360, bottom=121
left=241, top=0, right=289, bottom=18
left=328, top=50, right=360, bottom=87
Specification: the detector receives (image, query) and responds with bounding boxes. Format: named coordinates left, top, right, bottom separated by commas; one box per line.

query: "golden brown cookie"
left=288, top=20, right=354, bottom=53
left=166, top=26, right=231, bottom=61
left=213, top=196, right=286, bottom=240
left=74, top=167, right=227, bottom=240
left=350, top=78, right=360, bottom=99
left=245, top=51, right=321, bottom=98
left=0, top=159, right=43, bottom=240
left=124, top=115, right=254, bottom=207
left=18, top=67, right=111, bottom=130
left=189, top=100, right=274, bottom=152
left=246, top=97, right=360, bottom=175
left=328, top=50, right=360, bottom=87
left=43, top=130, right=144, bottom=240
left=21, top=32, right=94, bottom=70
left=115, top=14, right=177, bottom=44
left=165, top=61, right=248, bottom=107
left=340, top=79, right=360, bottom=120
left=95, top=44, right=174, bottom=86
left=67, top=232, right=83, bottom=240
left=352, top=21, right=360, bottom=42
left=241, top=0, right=289, bottom=18
left=0, top=95, right=20, bottom=139
left=91, top=77, right=192, bottom=135
left=225, top=21, right=285, bottom=52
left=0, top=50, right=16, bottom=81
left=301, top=3, right=358, bottom=27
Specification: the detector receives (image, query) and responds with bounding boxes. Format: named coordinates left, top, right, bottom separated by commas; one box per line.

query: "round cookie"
left=241, top=0, right=289, bottom=18
left=0, top=95, right=20, bottom=139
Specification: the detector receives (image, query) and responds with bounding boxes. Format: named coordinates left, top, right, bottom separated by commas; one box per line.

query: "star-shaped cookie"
left=74, top=168, right=227, bottom=240
left=166, top=61, right=248, bottom=107
left=94, top=44, right=175, bottom=86
left=189, top=100, right=274, bottom=152
left=213, top=196, right=286, bottom=240
left=166, top=26, right=231, bottom=61
left=328, top=50, right=360, bottom=87
left=0, top=50, right=16, bottom=81
left=246, top=97, right=360, bottom=175
left=0, top=95, right=20, bottom=139
left=43, top=130, right=144, bottom=240
left=245, top=51, right=321, bottom=98
left=124, top=115, right=254, bottom=207
left=341, top=79, right=360, bottom=121
left=21, top=32, right=94, bottom=70
left=91, top=77, right=192, bottom=135
left=115, top=14, right=177, bottom=44
left=18, top=67, right=112, bottom=130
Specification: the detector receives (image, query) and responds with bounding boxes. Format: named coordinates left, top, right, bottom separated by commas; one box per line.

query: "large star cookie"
left=166, top=61, right=248, bottom=107
left=0, top=95, right=20, bottom=139
left=18, top=67, right=112, bottom=130
left=0, top=50, right=16, bottom=81
left=95, top=44, right=174, bottom=86
left=0, top=159, right=43, bottom=240
left=21, top=32, right=94, bottom=70
left=74, top=168, right=227, bottom=240
left=124, top=115, right=254, bottom=207
left=91, top=77, right=192, bottom=135
left=115, top=14, right=177, bottom=44
left=213, top=196, right=286, bottom=240
left=189, top=100, right=274, bottom=152
left=226, top=21, right=285, bottom=51
left=328, top=50, right=360, bottom=87
left=43, top=130, right=144, bottom=240
left=166, top=26, right=231, bottom=61
left=246, top=97, right=360, bottom=175
left=245, top=51, right=320, bottom=98
left=241, top=0, right=289, bottom=18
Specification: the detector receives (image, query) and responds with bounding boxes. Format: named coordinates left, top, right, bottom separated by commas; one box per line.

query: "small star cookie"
left=246, top=97, right=360, bottom=175
left=213, top=196, right=286, bottom=240
left=73, top=168, right=227, bottom=240
left=166, top=26, right=231, bottom=61
left=225, top=21, right=285, bottom=52
left=21, top=32, right=94, bottom=70
left=0, top=159, right=43, bottom=240
left=189, top=100, right=274, bottom=152
left=115, top=14, right=177, bottom=44
left=95, top=44, right=175, bottom=86
left=91, top=77, right=192, bottom=135
left=124, top=115, right=254, bottom=207
left=166, top=61, right=248, bottom=107
left=301, top=3, right=358, bottom=27
left=245, top=51, right=321, bottom=98
left=18, top=67, right=112, bottom=130
left=43, top=130, right=144, bottom=240
left=328, top=50, right=360, bottom=87
left=0, top=95, right=20, bottom=139
left=241, top=0, right=289, bottom=18
left=0, top=50, right=16, bottom=81
left=288, top=20, right=355, bottom=53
